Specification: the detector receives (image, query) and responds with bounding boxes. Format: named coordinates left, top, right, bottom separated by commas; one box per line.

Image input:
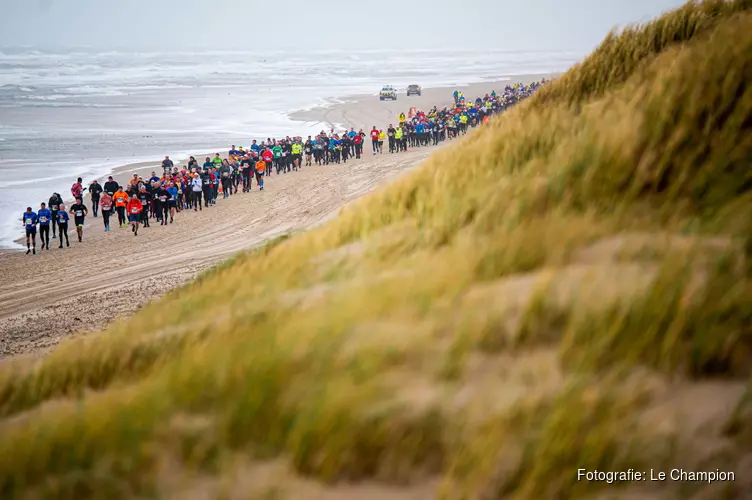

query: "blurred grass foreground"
left=0, top=0, right=751, bottom=498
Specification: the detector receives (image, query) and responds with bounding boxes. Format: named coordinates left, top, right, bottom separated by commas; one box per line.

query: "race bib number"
left=39, top=216, right=48, bottom=223
left=131, top=208, right=139, bottom=214
left=75, top=211, right=83, bottom=217
left=51, top=205, right=59, bottom=211
left=102, top=205, right=111, bottom=211
left=159, top=196, right=167, bottom=202
left=25, top=218, right=33, bottom=225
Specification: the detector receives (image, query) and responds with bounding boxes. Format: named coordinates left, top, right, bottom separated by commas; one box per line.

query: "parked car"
left=406, top=84, right=422, bottom=96
left=379, top=86, right=397, bottom=101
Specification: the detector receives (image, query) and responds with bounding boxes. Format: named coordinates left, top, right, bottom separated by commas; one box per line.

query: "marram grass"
left=1, top=1, right=751, bottom=498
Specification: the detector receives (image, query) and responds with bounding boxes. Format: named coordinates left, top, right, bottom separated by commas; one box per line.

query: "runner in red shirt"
left=353, top=131, right=364, bottom=159
left=71, top=177, right=85, bottom=199
left=126, top=196, right=143, bottom=236
left=370, top=126, right=380, bottom=154
left=262, top=148, right=274, bottom=176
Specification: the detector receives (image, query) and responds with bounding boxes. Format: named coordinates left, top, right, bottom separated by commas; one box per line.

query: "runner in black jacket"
left=48, top=193, right=63, bottom=239
left=89, top=180, right=103, bottom=217
left=103, top=176, right=119, bottom=216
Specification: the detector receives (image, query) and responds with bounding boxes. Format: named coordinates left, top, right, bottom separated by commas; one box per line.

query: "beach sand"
left=0, top=76, right=551, bottom=359
left=289, top=75, right=550, bottom=132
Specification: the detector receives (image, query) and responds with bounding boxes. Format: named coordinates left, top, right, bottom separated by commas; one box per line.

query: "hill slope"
left=1, top=1, right=751, bottom=498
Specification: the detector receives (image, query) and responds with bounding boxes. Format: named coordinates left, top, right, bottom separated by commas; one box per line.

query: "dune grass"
left=1, top=1, right=751, bottom=498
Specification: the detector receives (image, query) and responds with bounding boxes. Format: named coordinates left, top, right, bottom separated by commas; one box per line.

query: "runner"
left=103, top=176, right=118, bottom=219
left=341, top=134, right=351, bottom=164
left=241, top=157, right=253, bottom=192
left=220, top=160, right=232, bottom=199
left=126, top=194, right=143, bottom=235
left=137, top=186, right=152, bottom=228
left=38, top=202, right=52, bottom=250
left=177, top=177, right=187, bottom=208
left=281, top=140, right=292, bottom=173
left=21, top=206, right=38, bottom=255
left=370, top=126, right=380, bottom=154
left=254, top=158, right=266, bottom=191
left=56, top=204, right=70, bottom=249
left=272, top=142, right=283, bottom=174
left=190, top=172, right=203, bottom=211
left=113, top=186, right=129, bottom=227
left=88, top=179, right=103, bottom=217
left=99, top=192, right=113, bottom=231
left=395, top=126, right=404, bottom=152
left=201, top=170, right=213, bottom=209
left=262, top=147, right=274, bottom=176
left=162, top=155, right=174, bottom=174
left=304, top=136, right=313, bottom=166
left=70, top=177, right=86, bottom=200
left=48, top=192, right=63, bottom=240
left=167, top=182, right=178, bottom=223
left=69, top=198, right=88, bottom=243
left=291, top=140, right=303, bottom=171
left=353, top=130, right=364, bottom=159
left=231, top=161, right=241, bottom=194
left=347, top=127, right=357, bottom=156
left=212, top=154, right=223, bottom=175
left=211, top=168, right=220, bottom=204
left=156, top=183, right=170, bottom=225
left=103, top=175, right=118, bottom=198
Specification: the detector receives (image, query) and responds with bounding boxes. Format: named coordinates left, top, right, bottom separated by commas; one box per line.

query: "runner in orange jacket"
left=113, top=187, right=130, bottom=228
left=254, top=160, right=266, bottom=191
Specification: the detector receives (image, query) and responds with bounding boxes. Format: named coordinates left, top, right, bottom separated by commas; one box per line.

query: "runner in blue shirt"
left=167, top=183, right=179, bottom=223
left=21, top=207, right=38, bottom=254
left=37, top=202, right=52, bottom=250
left=415, top=123, right=425, bottom=145
left=56, top=205, right=70, bottom=248
left=202, top=157, right=213, bottom=172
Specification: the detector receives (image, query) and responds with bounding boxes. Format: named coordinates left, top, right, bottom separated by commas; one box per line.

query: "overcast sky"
left=0, top=0, right=688, bottom=52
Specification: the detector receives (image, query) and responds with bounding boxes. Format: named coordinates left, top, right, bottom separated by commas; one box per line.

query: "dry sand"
left=289, top=76, right=550, bottom=132
left=0, top=77, right=550, bottom=359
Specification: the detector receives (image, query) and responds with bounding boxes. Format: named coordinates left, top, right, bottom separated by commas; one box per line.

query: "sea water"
left=0, top=48, right=580, bottom=247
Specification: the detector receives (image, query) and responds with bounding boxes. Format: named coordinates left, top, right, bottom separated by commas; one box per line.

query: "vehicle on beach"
left=379, top=86, right=397, bottom=101
left=406, top=84, right=422, bottom=96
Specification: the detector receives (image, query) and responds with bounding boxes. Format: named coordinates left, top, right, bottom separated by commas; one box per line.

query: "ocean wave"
left=0, top=84, right=35, bottom=92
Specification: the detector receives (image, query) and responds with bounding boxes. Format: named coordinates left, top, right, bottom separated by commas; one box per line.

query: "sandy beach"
left=289, top=76, right=549, bottom=132
left=0, top=77, right=550, bottom=359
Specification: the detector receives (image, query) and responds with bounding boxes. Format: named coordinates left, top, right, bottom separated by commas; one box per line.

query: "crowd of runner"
left=19, top=81, right=545, bottom=254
